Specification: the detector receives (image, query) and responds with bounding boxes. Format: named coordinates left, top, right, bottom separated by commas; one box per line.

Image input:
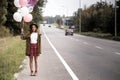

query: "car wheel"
left=71, top=33, right=73, bottom=36
left=65, top=32, right=67, bottom=36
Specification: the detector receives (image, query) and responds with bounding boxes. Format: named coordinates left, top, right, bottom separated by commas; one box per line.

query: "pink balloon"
left=27, top=0, right=38, bottom=7
left=23, top=14, right=33, bottom=22
left=19, top=0, right=28, bottom=7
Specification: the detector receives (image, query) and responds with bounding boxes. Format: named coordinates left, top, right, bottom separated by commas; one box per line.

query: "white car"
left=65, top=28, right=74, bottom=36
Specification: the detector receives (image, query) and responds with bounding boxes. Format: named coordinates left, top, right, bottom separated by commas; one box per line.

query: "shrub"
left=0, top=25, right=11, bottom=37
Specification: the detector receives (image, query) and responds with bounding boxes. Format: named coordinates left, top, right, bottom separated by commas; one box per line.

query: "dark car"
left=43, top=24, right=45, bottom=26
left=48, top=25, right=51, bottom=27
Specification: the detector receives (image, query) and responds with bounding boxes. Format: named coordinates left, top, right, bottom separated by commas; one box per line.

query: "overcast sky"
left=43, top=0, right=115, bottom=17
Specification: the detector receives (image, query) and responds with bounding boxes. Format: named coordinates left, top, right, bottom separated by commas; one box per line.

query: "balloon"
left=17, top=8, right=21, bottom=13
left=23, top=14, right=33, bottom=22
left=14, top=0, right=21, bottom=7
left=28, top=6, right=34, bottom=12
left=19, top=0, right=28, bottom=7
left=20, top=7, right=29, bottom=17
left=27, top=0, right=38, bottom=7
left=13, top=12, right=22, bottom=22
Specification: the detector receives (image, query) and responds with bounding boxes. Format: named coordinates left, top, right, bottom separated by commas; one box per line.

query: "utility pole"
left=79, top=0, right=82, bottom=33
left=115, top=0, right=117, bottom=37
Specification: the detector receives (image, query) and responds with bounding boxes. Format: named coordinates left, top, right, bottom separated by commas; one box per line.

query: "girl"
left=21, top=23, right=41, bottom=76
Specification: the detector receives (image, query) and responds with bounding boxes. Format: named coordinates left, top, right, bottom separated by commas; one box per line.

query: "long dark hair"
left=29, top=23, right=38, bottom=33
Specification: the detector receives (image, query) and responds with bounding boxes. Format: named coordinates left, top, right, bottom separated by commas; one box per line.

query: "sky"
left=42, top=0, right=115, bottom=17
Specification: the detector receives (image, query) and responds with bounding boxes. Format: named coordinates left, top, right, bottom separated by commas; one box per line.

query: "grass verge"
left=0, top=36, right=26, bottom=80
left=80, top=32, right=120, bottom=41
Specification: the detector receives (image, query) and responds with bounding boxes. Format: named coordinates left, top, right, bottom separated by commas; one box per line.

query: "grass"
left=80, top=32, right=120, bottom=41
left=0, top=36, right=26, bottom=80
left=80, top=32, right=112, bottom=38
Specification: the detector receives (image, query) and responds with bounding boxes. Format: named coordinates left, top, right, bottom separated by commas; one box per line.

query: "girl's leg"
left=34, top=56, right=38, bottom=75
left=29, top=56, right=33, bottom=75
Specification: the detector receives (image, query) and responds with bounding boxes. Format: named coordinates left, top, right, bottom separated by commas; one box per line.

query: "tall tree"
left=5, top=0, right=21, bottom=35
left=32, top=0, right=44, bottom=25
left=0, top=0, right=7, bottom=25
left=72, top=1, right=114, bottom=34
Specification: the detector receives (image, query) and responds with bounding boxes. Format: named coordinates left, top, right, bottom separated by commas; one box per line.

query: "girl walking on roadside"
left=21, top=23, right=41, bottom=76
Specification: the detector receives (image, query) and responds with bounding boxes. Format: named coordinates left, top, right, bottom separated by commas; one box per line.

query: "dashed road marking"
left=115, top=52, right=120, bottom=55
left=70, top=37, right=79, bottom=42
left=95, top=46, right=103, bottom=50
left=83, top=42, right=89, bottom=45
left=43, top=29, right=79, bottom=80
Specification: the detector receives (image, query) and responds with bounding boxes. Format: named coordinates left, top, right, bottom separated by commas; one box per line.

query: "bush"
left=0, top=37, right=25, bottom=80
left=112, top=36, right=120, bottom=41
left=81, top=32, right=112, bottom=39
left=0, top=25, right=11, bottom=37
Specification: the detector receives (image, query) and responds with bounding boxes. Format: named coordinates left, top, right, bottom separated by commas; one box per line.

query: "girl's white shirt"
left=30, top=32, right=38, bottom=44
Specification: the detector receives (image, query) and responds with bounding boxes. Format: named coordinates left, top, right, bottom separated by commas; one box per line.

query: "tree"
left=0, top=0, right=7, bottom=25
left=32, top=0, right=44, bottom=25
left=72, top=1, right=115, bottom=34
left=56, top=18, right=63, bottom=28
left=5, top=0, right=21, bottom=35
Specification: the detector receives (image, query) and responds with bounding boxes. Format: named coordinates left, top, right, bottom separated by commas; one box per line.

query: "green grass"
left=80, top=32, right=112, bottom=38
left=0, top=36, right=26, bottom=80
left=80, top=32, right=120, bottom=41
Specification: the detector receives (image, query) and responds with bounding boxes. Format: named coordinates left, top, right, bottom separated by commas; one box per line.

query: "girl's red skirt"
left=30, top=43, right=37, bottom=57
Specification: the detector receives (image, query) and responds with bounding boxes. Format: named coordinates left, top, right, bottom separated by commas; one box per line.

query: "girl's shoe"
left=30, top=71, right=34, bottom=76
left=33, top=70, right=38, bottom=76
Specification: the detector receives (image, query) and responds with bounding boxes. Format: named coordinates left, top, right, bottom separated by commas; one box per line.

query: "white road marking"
left=95, top=46, right=103, bottom=50
left=83, top=42, right=89, bottom=45
left=70, top=37, right=79, bottom=42
left=14, top=73, right=19, bottom=79
left=75, top=34, right=86, bottom=38
left=43, top=29, right=79, bottom=80
left=19, top=65, right=23, bottom=69
left=115, top=52, right=120, bottom=55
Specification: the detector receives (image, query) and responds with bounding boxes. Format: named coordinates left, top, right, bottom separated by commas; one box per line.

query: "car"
left=43, top=24, right=45, bottom=26
left=48, top=25, right=51, bottom=27
left=65, top=28, right=74, bottom=36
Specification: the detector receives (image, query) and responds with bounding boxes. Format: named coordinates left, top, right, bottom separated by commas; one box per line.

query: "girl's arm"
left=21, top=33, right=30, bottom=40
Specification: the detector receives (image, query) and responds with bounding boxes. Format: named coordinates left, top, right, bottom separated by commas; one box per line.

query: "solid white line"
left=115, top=52, right=120, bottom=55
left=43, top=29, right=79, bottom=80
left=95, top=46, right=103, bottom=50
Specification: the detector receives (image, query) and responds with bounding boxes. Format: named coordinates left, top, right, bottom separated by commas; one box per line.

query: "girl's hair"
left=29, top=23, right=38, bottom=33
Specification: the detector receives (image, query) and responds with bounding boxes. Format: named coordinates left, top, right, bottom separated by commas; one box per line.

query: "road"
left=17, top=24, right=120, bottom=80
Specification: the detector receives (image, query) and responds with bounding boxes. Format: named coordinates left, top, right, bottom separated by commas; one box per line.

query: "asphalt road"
left=17, top=24, right=120, bottom=80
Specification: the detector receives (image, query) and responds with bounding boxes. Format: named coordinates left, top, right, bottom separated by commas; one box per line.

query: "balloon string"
left=21, top=19, right=24, bottom=34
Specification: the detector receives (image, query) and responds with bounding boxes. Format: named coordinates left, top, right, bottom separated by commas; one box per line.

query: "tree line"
left=72, top=0, right=120, bottom=36
left=0, top=0, right=44, bottom=37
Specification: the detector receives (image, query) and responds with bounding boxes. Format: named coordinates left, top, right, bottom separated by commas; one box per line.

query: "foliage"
left=72, top=1, right=117, bottom=35
left=56, top=18, right=63, bottom=28
left=0, top=37, right=25, bottom=80
left=0, top=26, right=10, bottom=37
left=0, top=0, right=45, bottom=37
left=32, top=0, right=44, bottom=25
left=0, top=0, right=7, bottom=25
left=5, top=0, right=21, bottom=36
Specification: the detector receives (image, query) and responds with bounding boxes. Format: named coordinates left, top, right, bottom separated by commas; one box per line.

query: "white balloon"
left=28, top=6, right=34, bottom=13
left=13, top=12, right=22, bottom=22
left=14, top=0, right=21, bottom=7
left=17, top=8, right=21, bottom=13
left=20, top=7, right=29, bottom=17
